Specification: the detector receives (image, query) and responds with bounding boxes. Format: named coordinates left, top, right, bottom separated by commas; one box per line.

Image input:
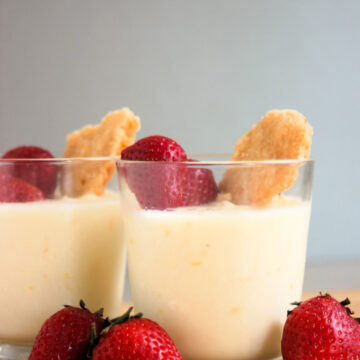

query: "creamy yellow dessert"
left=125, top=199, right=311, bottom=360
left=0, top=192, right=125, bottom=344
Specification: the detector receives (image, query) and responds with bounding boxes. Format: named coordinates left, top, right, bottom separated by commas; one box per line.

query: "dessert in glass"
left=117, top=110, right=314, bottom=360
left=0, top=108, right=140, bottom=359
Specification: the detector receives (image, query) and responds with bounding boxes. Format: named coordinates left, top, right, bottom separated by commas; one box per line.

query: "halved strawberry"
left=2, top=146, right=57, bottom=198
left=0, top=173, right=45, bottom=203
left=183, top=161, right=218, bottom=206
left=121, top=135, right=187, bottom=162
left=121, top=136, right=188, bottom=210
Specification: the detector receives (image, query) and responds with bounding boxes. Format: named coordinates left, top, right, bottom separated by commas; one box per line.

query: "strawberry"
left=121, top=135, right=187, bottom=162
left=92, top=308, right=183, bottom=360
left=182, top=161, right=218, bottom=206
left=281, top=294, right=360, bottom=360
left=0, top=173, right=45, bottom=202
left=2, top=145, right=57, bottom=197
left=29, top=300, right=107, bottom=360
left=121, top=136, right=188, bottom=210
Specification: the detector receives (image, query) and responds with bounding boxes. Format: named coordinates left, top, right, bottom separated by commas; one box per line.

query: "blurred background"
left=1, top=0, right=359, bottom=290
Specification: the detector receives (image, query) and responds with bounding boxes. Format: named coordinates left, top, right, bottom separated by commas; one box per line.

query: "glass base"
left=0, top=344, right=31, bottom=360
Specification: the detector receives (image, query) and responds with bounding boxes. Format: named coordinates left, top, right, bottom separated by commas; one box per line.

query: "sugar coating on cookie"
left=63, top=108, right=140, bottom=197
left=219, top=110, right=313, bottom=205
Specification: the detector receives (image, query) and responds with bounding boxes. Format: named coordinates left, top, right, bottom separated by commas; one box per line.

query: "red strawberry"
left=2, top=145, right=57, bottom=197
left=281, top=295, right=360, bottom=360
left=121, top=136, right=188, bottom=210
left=92, top=308, right=183, bottom=360
left=0, top=173, right=45, bottom=202
left=29, top=300, right=107, bottom=360
left=121, top=135, right=187, bottom=162
left=183, top=161, right=217, bottom=206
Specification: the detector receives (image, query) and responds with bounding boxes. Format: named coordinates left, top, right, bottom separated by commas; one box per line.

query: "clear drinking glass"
left=0, top=157, right=127, bottom=360
left=117, top=156, right=314, bottom=360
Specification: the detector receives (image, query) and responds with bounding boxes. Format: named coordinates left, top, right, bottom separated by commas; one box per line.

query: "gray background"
left=1, top=0, right=359, bottom=266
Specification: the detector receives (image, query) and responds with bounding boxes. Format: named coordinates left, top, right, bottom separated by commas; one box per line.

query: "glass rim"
left=118, top=154, right=315, bottom=166
left=0, top=156, right=120, bottom=163
left=0, top=154, right=315, bottom=165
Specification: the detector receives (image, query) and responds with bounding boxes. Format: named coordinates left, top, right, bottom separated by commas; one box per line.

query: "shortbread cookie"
left=219, top=110, right=313, bottom=205
left=62, top=108, right=140, bottom=196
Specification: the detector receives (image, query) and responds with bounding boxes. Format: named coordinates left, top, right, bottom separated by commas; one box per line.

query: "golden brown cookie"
left=62, top=108, right=140, bottom=197
left=219, top=110, right=313, bottom=205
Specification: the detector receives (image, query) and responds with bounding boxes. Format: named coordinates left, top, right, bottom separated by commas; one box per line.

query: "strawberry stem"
left=94, top=308, right=104, bottom=317
left=63, top=300, right=104, bottom=317
left=79, top=299, right=88, bottom=311
left=64, top=299, right=89, bottom=311
left=339, top=297, right=357, bottom=316
left=340, top=297, right=351, bottom=307
left=90, top=322, right=97, bottom=344
left=87, top=322, right=98, bottom=359
left=87, top=307, right=143, bottom=359
left=110, top=307, right=143, bottom=325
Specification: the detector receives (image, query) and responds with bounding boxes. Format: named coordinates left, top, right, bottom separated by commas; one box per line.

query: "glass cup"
left=117, top=156, right=314, bottom=360
left=0, top=157, right=127, bottom=360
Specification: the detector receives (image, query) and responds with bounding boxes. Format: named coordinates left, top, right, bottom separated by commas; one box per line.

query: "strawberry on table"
left=2, top=145, right=58, bottom=198
left=92, top=308, right=183, bottom=360
left=0, top=173, right=45, bottom=203
left=121, top=135, right=188, bottom=210
left=29, top=300, right=106, bottom=360
left=281, top=294, right=360, bottom=360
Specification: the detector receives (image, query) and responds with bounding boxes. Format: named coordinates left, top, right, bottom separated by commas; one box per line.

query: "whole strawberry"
left=282, top=295, right=360, bottom=360
left=2, top=145, right=58, bottom=197
left=0, top=173, right=45, bottom=202
left=29, top=300, right=106, bottom=360
left=92, top=308, right=183, bottom=360
left=121, top=135, right=188, bottom=209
